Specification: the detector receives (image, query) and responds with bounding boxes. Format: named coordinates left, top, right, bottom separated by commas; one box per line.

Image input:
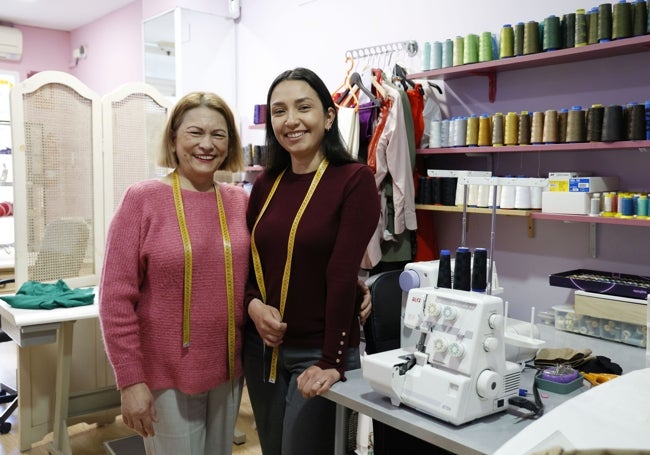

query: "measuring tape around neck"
left=250, top=158, right=329, bottom=383
left=172, top=171, right=236, bottom=391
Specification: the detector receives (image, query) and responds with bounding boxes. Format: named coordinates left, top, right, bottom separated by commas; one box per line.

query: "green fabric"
left=0, top=280, right=95, bottom=309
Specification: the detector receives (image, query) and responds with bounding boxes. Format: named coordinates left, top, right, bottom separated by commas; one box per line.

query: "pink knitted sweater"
left=99, top=179, right=250, bottom=394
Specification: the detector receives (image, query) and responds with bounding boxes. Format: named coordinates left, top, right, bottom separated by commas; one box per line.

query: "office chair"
left=363, top=270, right=453, bottom=455
left=0, top=217, right=90, bottom=434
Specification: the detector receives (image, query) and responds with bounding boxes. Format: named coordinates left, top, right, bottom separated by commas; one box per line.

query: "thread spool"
left=514, top=22, right=525, bottom=56
left=637, top=194, right=649, bottom=217
left=518, top=111, right=531, bottom=145
left=566, top=105, right=586, bottom=143
left=647, top=0, right=650, bottom=33
left=440, top=119, right=451, bottom=147
left=531, top=111, right=545, bottom=144
left=524, top=21, right=541, bottom=54
left=453, top=247, right=472, bottom=291
left=575, top=9, right=588, bottom=46
left=477, top=184, right=490, bottom=207
left=500, top=24, right=515, bottom=58
left=492, top=112, right=505, bottom=146
left=454, top=116, right=468, bottom=146
left=514, top=178, right=532, bottom=209
left=449, top=117, right=456, bottom=147
left=432, top=177, right=442, bottom=204
left=646, top=101, right=650, bottom=140
left=468, top=184, right=479, bottom=206
left=423, top=41, right=431, bottom=70
left=599, top=3, right=613, bottom=42
left=479, top=31, right=494, bottom=62
left=429, top=119, right=442, bottom=148
left=419, top=177, right=432, bottom=204
left=441, top=177, right=456, bottom=205
left=466, top=114, right=479, bottom=146
left=617, top=192, right=625, bottom=215
left=562, top=13, right=576, bottom=48
left=543, top=109, right=559, bottom=144
left=543, top=15, right=562, bottom=50
left=500, top=178, right=516, bottom=209
left=437, top=249, right=452, bottom=288
left=488, top=184, right=502, bottom=208
left=464, top=33, right=479, bottom=64
left=530, top=186, right=543, bottom=209
left=432, top=41, right=443, bottom=69
left=620, top=194, right=634, bottom=217
left=603, top=192, right=615, bottom=213
left=558, top=108, right=569, bottom=142
left=471, top=248, right=488, bottom=293
left=625, top=101, right=646, bottom=140
left=602, top=104, right=624, bottom=142
left=588, top=7, right=600, bottom=44
left=587, top=104, right=605, bottom=142
left=478, top=114, right=492, bottom=146
left=442, top=39, right=454, bottom=68
left=590, top=193, right=601, bottom=216
left=453, top=36, right=465, bottom=66
left=504, top=111, right=519, bottom=146
left=613, top=0, right=633, bottom=39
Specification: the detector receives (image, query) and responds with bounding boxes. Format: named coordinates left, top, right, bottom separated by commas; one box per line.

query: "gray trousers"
left=243, top=325, right=360, bottom=455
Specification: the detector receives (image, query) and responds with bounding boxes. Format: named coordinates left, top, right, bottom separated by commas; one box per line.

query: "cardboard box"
left=574, top=290, right=646, bottom=325
left=569, top=176, right=619, bottom=193
left=548, top=172, right=591, bottom=192
left=541, top=191, right=591, bottom=214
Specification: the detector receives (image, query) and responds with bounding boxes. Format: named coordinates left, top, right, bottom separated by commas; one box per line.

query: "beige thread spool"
left=492, top=112, right=505, bottom=146
left=543, top=109, right=559, bottom=143
left=504, top=111, right=519, bottom=146
left=566, top=105, right=586, bottom=143
left=531, top=111, right=545, bottom=144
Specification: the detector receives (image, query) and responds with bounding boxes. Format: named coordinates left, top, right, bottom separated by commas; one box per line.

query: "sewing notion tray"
left=549, top=269, right=650, bottom=300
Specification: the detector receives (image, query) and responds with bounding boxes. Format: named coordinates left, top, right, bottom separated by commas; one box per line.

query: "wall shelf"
left=532, top=212, right=650, bottom=227
left=410, top=35, right=650, bottom=102
left=416, top=140, right=650, bottom=156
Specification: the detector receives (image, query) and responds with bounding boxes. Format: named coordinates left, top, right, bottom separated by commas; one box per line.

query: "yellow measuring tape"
left=250, top=158, right=329, bottom=383
left=172, top=171, right=236, bottom=390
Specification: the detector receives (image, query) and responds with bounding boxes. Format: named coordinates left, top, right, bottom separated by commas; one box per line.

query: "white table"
left=0, top=295, right=120, bottom=454
left=325, top=324, right=648, bottom=455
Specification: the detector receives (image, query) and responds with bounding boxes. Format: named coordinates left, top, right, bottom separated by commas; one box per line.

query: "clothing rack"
left=345, top=40, right=418, bottom=60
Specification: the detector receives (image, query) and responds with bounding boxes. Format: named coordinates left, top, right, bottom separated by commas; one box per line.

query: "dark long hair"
left=264, top=67, right=356, bottom=174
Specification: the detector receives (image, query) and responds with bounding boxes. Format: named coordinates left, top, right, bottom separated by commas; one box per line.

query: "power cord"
left=508, top=365, right=544, bottom=419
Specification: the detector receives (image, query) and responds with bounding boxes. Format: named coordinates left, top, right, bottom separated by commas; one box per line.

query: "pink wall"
left=0, top=25, right=70, bottom=81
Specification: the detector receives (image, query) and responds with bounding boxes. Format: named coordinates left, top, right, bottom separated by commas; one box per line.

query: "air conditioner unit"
left=0, top=26, right=23, bottom=61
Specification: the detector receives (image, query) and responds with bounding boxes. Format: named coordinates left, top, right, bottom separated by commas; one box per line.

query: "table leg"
left=49, top=321, right=74, bottom=455
left=334, top=403, right=346, bottom=455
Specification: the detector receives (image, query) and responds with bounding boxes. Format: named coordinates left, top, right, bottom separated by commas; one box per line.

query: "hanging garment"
left=406, top=83, right=425, bottom=148
left=337, top=106, right=360, bottom=158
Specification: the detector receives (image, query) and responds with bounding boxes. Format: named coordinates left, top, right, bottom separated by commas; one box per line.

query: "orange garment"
left=367, top=96, right=392, bottom=173
left=406, top=84, right=425, bottom=148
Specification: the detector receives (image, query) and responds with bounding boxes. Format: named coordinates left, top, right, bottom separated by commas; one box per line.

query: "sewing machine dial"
left=432, top=337, right=448, bottom=353
left=448, top=341, right=465, bottom=358
left=425, top=300, right=441, bottom=318
left=442, top=305, right=458, bottom=321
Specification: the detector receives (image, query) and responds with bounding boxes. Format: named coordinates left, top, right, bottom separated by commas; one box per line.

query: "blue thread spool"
left=620, top=194, right=634, bottom=217
left=423, top=41, right=431, bottom=70
left=645, top=101, right=650, bottom=140
left=432, top=41, right=443, bottom=69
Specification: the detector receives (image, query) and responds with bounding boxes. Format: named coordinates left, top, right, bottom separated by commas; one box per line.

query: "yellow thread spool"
left=504, top=111, right=519, bottom=145
left=478, top=114, right=492, bottom=146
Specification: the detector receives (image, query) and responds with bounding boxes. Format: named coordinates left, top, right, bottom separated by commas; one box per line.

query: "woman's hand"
left=296, top=365, right=341, bottom=398
left=120, top=382, right=158, bottom=437
left=248, top=298, right=287, bottom=347
left=357, top=279, right=372, bottom=325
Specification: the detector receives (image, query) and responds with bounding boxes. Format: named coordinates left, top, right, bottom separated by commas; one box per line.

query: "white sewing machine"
left=362, top=286, right=523, bottom=426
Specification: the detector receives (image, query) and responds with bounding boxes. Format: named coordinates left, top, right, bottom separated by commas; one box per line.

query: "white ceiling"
left=1, top=0, right=137, bottom=31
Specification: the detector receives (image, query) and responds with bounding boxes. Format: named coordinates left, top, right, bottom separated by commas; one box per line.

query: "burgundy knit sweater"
left=245, top=162, right=380, bottom=376
left=99, top=179, right=250, bottom=394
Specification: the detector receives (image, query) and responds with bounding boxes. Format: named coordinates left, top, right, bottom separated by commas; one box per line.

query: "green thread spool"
left=500, top=24, right=514, bottom=58
left=637, top=195, right=649, bottom=217
left=543, top=15, right=561, bottom=50
left=598, top=3, right=613, bottom=42
left=587, top=104, right=605, bottom=142
left=562, top=13, right=576, bottom=48
left=464, top=33, right=479, bottom=64
left=575, top=9, right=588, bottom=46
left=588, top=8, right=600, bottom=44
left=524, top=20, right=540, bottom=55
left=531, top=111, right=545, bottom=144
left=479, top=31, right=494, bottom=62
left=518, top=111, right=531, bottom=145
left=453, top=35, right=465, bottom=66
left=632, top=0, right=647, bottom=35
left=613, top=0, right=632, bottom=39
left=492, top=112, right=505, bottom=146
left=432, top=41, right=443, bottom=69
left=514, top=22, right=525, bottom=56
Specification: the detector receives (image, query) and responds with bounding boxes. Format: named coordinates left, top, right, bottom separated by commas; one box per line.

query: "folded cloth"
left=0, top=280, right=95, bottom=309
left=534, top=347, right=593, bottom=368
left=578, top=355, right=623, bottom=375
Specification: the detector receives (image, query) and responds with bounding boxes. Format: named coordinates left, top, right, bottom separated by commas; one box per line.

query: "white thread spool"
left=500, top=182, right=516, bottom=209
left=530, top=186, right=543, bottom=209
left=454, top=117, right=467, bottom=147
left=440, top=119, right=450, bottom=147
left=477, top=184, right=489, bottom=207
left=514, top=178, right=531, bottom=209
left=468, top=184, right=479, bottom=206
left=488, top=184, right=502, bottom=208
left=589, top=193, right=601, bottom=216
left=429, top=120, right=442, bottom=148
left=448, top=118, right=456, bottom=148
